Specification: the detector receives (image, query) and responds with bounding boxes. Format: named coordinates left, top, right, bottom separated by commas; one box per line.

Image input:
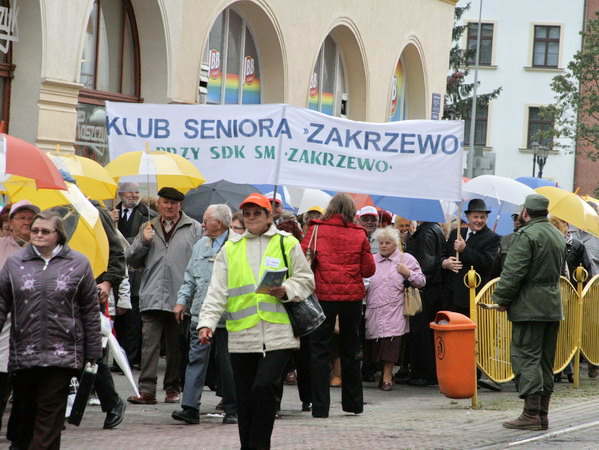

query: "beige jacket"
left=198, top=224, right=315, bottom=353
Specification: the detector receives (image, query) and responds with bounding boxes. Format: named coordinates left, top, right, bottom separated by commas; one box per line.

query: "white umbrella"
left=100, top=314, right=140, bottom=397
left=462, top=175, right=536, bottom=234
left=289, top=187, right=332, bottom=214
left=463, top=175, right=536, bottom=206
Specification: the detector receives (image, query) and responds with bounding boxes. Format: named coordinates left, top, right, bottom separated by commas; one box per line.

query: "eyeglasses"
left=30, top=228, right=56, bottom=236
left=242, top=210, right=265, bottom=218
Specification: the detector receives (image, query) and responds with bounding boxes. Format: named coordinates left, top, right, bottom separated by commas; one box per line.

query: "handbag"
left=279, top=235, right=325, bottom=337
left=304, top=225, right=319, bottom=268
left=68, top=362, right=98, bottom=426
left=401, top=253, right=422, bottom=316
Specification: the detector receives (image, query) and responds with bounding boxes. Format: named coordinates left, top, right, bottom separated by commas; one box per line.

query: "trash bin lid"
left=429, top=310, right=476, bottom=331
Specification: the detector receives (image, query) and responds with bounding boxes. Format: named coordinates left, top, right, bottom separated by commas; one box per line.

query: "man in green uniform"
left=492, top=194, right=566, bottom=431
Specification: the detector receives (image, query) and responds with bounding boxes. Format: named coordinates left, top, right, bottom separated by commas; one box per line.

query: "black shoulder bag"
left=279, top=235, right=325, bottom=337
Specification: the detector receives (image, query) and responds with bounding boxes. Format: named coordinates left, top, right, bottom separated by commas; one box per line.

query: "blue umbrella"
left=372, top=195, right=452, bottom=223
left=515, top=176, right=560, bottom=190
left=251, top=184, right=295, bottom=210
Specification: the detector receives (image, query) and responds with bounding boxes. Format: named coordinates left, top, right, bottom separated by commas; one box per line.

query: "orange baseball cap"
left=239, top=193, right=272, bottom=211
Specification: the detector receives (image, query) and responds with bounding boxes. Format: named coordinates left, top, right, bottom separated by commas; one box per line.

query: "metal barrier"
left=581, top=274, right=599, bottom=366
left=474, top=277, right=513, bottom=383
left=471, top=270, right=591, bottom=387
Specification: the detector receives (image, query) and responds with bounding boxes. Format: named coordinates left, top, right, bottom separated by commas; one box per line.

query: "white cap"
left=358, top=206, right=378, bottom=217
left=265, top=191, right=283, bottom=204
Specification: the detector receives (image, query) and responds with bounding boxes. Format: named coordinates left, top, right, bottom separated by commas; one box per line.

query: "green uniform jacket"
left=492, top=216, right=566, bottom=322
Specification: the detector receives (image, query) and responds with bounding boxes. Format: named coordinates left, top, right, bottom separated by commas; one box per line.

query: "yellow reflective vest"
left=224, top=234, right=297, bottom=332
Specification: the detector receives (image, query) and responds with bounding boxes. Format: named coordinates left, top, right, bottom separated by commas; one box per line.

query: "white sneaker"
left=88, top=394, right=101, bottom=406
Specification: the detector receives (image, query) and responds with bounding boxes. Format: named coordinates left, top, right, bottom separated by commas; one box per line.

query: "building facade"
left=1, top=0, right=456, bottom=168
left=573, top=0, right=599, bottom=197
left=457, top=0, right=586, bottom=190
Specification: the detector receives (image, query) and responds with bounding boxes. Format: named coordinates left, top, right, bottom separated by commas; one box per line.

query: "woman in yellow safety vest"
left=198, top=193, right=314, bottom=449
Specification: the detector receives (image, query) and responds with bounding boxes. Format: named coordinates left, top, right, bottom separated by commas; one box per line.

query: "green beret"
left=523, top=194, right=549, bottom=211
left=157, top=187, right=185, bottom=202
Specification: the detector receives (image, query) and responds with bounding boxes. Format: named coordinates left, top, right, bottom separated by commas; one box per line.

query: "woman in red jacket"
left=301, top=193, right=376, bottom=418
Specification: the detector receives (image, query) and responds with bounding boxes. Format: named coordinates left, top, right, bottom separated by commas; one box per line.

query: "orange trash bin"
left=429, top=311, right=477, bottom=399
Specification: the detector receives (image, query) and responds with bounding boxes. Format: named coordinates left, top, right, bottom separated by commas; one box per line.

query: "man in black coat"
left=441, top=199, right=500, bottom=317
left=404, top=221, right=446, bottom=386
left=111, top=182, right=158, bottom=368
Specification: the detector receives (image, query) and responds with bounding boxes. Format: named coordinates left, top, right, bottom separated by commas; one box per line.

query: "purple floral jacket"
left=0, top=244, right=101, bottom=372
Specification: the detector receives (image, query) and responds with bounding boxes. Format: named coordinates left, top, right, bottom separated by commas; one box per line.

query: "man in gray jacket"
left=126, top=187, right=203, bottom=405
left=171, top=204, right=237, bottom=425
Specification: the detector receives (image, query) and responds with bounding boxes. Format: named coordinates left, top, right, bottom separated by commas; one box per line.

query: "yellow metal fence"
left=472, top=270, right=598, bottom=387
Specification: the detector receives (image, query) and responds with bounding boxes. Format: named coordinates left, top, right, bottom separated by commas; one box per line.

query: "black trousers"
left=12, top=367, right=77, bottom=450
left=310, top=300, right=363, bottom=417
left=214, top=328, right=237, bottom=414
left=95, top=348, right=120, bottom=412
left=0, top=372, right=10, bottom=430
left=408, top=284, right=443, bottom=382
left=230, top=349, right=292, bottom=450
left=295, top=335, right=312, bottom=404
left=114, top=294, right=143, bottom=365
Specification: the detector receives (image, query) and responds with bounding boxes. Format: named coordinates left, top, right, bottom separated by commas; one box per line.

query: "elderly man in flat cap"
left=492, top=194, right=566, bottom=431
left=126, top=187, right=203, bottom=405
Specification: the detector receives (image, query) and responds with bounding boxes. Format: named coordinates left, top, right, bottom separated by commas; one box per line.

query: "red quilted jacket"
left=301, top=214, right=376, bottom=301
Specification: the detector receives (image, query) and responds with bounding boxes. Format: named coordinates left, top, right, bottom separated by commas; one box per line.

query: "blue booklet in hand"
left=256, top=268, right=288, bottom=294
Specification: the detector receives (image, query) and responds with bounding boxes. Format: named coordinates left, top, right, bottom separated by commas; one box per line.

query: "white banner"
left=106, top=103, right=464, bottom=201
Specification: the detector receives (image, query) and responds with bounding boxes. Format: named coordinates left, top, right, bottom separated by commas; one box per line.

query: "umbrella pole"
left=493, top=202, right=503, bottom=233
left=456, top=201, right=463, bottom=260
left=272, top=185, right=278, bottom=214
left=145, top=142, right=151, bottom=225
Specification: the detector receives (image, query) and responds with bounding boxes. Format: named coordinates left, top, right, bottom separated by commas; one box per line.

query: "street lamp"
left=531, top=141, right=539, bottom=177
left=536, top=145, right=549, bottom=178
left=531, top=141, right=550, bottom=178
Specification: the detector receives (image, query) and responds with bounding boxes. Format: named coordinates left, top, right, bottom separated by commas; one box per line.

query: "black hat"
left=157, top=187, right=185, bottom=202
left=465, top=199, right=491, bottom=214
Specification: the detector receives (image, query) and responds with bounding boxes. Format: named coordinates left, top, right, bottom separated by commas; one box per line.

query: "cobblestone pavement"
left=3, top=360, right=599, bottom=449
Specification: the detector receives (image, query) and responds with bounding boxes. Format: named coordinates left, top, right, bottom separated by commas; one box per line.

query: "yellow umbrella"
left=105, top=148, right=205, bottom=194
left=536, top=186, right=599, bottom=237
left=582, top=194, right=599, bottom=205
left=7, top=182, right=109, bottom=277
left=47, top=148, right=118, bottom=200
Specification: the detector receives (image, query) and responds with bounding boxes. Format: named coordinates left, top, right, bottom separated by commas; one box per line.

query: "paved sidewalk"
left=2, top=360, right=599, bottom=449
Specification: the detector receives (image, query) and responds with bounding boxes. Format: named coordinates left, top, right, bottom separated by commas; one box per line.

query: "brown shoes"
left=127, top=392, right=157, bottom=405
left=330, top=376, right=342, bottom=387
left=502, top=395, right=542, bottom=431
left=165, top=391, right=181, bottom=403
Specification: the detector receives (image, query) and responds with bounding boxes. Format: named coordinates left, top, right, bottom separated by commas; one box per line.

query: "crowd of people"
left=0, top=182, right=597, bottom=448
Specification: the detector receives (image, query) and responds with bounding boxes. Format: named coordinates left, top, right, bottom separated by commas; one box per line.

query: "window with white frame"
left=467, top=23, right=494, bottom=66
left=527, top=106, right=553, bottom=148
left=201, top=8, right=261, bottom=105
left=308, top=36, right=348, bottom=117
left=532, top=25, right=560, bottom=68
left=464, top=104, right=488, bottom=147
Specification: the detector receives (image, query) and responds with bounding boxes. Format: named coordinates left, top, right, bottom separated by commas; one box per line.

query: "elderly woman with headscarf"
left=364, top=227, right=425, bottom=391
left=0, top=210, right=101, bottom=449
